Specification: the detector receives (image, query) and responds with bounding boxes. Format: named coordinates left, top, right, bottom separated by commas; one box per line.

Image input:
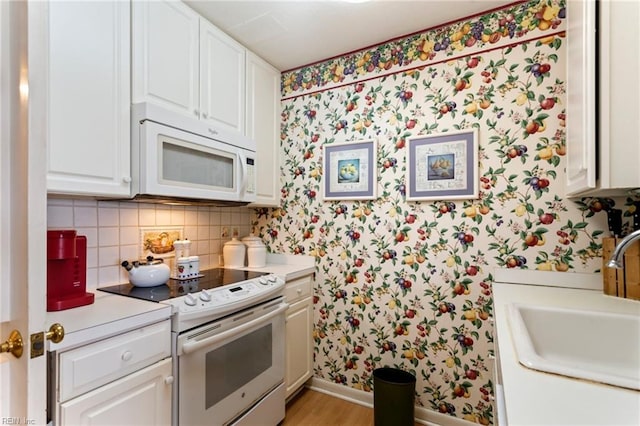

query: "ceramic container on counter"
left=242, top=234, right=267, bottom=268
left=223, top=237, right=246, bottom=268
left=176, top=255, right=200, bottom=279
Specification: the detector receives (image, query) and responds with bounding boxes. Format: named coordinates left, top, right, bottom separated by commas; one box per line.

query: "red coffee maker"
left=47, top=230, right=94, bottom=311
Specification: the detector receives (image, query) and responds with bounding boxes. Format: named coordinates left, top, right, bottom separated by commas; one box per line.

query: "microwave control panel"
left=246, top=157, right=255, bottom=194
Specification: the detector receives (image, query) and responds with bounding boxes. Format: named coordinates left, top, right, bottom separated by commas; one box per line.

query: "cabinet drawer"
left=284, top=275, right=312, bottom=304
left=58, top=320, right=171, bottom=402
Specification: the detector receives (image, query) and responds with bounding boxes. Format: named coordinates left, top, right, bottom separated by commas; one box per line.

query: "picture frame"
left=322, top=139, right=377, bottom=200
left=139, top=226, right=184, bottom=259
left=406, top=129, right=479, bottom=201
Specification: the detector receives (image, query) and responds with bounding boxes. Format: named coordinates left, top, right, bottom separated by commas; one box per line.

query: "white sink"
left=507, top=303, right=640, bottom=390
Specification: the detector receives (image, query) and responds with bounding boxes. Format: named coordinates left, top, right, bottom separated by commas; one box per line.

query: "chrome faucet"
left=606, top=229, right=640, bottom=269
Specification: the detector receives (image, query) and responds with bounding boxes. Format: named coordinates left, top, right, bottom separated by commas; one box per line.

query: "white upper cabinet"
left=565, top=0, right=596, bottom=195
left=132, top=0, right=200, bottom=118
left=566, top=0, right=640, bottom=197
left=45, top=1, right=131, bottom=197
left=597, top=0, right=640, bottom=194
left=246, top=52, right=281, bottom=207
left=200, top=19, right=246, bottom=134
left=133, top=1, right=248, bottom=135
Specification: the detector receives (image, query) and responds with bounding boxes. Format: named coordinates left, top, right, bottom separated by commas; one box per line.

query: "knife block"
left=602, top=237, right=640, bottom=300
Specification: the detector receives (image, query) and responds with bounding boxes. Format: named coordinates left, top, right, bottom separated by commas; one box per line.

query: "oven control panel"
left=164, top=274, right=285, bottom=329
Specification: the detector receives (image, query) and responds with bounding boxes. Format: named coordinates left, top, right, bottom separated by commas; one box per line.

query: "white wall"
left=47, top=198, right=253, bottom=290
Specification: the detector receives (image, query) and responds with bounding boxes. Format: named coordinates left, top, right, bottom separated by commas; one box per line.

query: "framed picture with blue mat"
left=323, top=139, right=377, bottom=201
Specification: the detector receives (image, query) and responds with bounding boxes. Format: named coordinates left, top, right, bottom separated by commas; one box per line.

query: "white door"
left=0, top=1, right=47, bottom=423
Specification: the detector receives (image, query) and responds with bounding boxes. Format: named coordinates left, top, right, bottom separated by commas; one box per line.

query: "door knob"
left=1, top=330, right=24, bottom=358
left=46, top=323, right=65, bottom=344
left=29, top=324, right=65, bottom=359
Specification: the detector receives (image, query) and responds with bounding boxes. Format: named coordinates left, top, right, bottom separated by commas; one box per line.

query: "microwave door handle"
left=180, top=303, right=289, bottom=355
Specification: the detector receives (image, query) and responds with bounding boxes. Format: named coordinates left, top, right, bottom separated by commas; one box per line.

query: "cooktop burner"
left=98, top=268, right=269, bottom=303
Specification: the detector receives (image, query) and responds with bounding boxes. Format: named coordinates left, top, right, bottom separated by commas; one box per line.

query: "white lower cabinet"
left=60, top=358, right=172, bottom=425
left=284, top=275, right=313, bottom=398
left=53, top=320, right=172, bottom=425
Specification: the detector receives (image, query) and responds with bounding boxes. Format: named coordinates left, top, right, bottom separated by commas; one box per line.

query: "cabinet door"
left=565, top=0, right=597, bottom=196
left=132, top=0, right=200, bottom=118
left=60, top=358, right=172, bottom=426
left=285, top=297, right=313, bottom=398
left=599, top=0, right=640, bottom=191
left=200, top=18, right=246, bottom=134
left=46, top=1, right=131, bottom=197
left=247, top=52, right=281, bottom=207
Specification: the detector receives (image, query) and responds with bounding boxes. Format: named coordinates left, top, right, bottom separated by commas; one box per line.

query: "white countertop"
left=232, top=253, right=316, bottom=281
left=493, top=270, right=640, bottom=426
left=46, top=291, right=171, bottom=352
left=47, top=254, right=315, bottom=352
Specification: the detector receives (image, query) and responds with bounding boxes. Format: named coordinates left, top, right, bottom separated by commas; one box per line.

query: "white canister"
left=223, top=237, right=246, bottom=268
left=188, top=255, right=200, bottom=276
left=176, top=257, right=191, bottom=279
left=242, top=234, right=267, bottom=268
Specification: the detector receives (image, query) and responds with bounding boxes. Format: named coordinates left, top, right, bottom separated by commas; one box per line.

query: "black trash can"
left=373, top=367, right=416, bottom=426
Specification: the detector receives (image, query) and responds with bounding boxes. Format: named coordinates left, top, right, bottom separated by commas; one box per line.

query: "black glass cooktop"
left=98, top=268, right=268, bottom=303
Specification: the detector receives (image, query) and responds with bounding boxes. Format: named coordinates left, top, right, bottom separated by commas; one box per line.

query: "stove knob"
left=258, top=277, right=268, bottom=285
left=199, top=290, right=211, bottom=302
left=267, top=275, right=278, bottom=283
left=184, top=293, right=197, bottom=306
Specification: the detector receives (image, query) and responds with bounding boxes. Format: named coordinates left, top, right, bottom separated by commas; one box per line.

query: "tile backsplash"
left=47, top=198, right=253, bottom=290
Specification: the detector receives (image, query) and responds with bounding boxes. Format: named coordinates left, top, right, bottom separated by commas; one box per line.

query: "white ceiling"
left=184, top=0, right=517, bottom=71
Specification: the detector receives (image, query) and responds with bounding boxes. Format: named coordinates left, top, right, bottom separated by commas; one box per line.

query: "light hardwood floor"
left=282, top=388, right=374, bottom=425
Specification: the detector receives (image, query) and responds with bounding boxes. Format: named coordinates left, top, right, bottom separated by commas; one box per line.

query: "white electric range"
left=100, top=268, right=287, bottom=426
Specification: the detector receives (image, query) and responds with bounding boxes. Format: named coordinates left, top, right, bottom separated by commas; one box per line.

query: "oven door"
left=175, top=297, right=287, bottom=425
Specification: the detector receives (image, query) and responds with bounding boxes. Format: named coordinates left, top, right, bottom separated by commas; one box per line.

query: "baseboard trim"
left=307, top=377, right=472, bottom=426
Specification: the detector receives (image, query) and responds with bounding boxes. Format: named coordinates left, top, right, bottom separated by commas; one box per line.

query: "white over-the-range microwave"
left=129, top=102, right=256, bottom=206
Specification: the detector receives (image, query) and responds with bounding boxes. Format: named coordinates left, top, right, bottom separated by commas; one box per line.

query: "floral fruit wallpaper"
left=253, top=0, right=637, bottom=424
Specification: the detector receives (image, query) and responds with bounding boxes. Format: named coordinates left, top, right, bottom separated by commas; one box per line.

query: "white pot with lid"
left=223, top=237, right=246, bottom=268
left=242, top=234, right=267, bottom=268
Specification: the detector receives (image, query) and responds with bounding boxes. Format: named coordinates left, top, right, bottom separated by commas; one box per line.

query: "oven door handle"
left=181, top=303, right=289, bottom=355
